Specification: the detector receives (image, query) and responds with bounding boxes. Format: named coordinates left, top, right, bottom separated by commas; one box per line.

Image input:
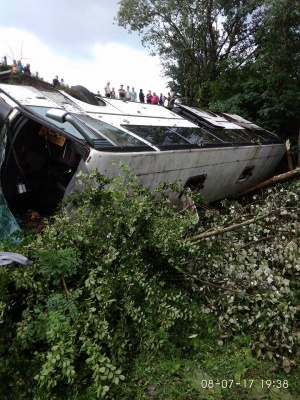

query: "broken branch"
left=237, top=168, right=300, bottom=197
left=186, top=209, right=280, bottom=244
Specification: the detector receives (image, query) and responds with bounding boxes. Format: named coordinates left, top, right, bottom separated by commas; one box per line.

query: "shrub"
left=0, top=167, right=299, bottom=399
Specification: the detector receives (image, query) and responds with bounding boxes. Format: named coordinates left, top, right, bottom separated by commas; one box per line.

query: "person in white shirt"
left=131, top=87, right=137, bottom=101
left=125, top=86, right=131, bottom=100
left=104, top=81, right=111, bottom=97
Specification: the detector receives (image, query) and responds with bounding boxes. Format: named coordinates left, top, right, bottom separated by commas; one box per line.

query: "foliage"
left=187, top=181, right=300, bottom=362
left=8, top=72, right=54, bottom=90
left=0, top=166, right=299, bottom=399
left=209, top=0, right=300, bottom=139
left=116, top=0, right=300, bottom=139
left=0, top=168, right=200, bottom=399
left=116, top=0, right=264, bottom=106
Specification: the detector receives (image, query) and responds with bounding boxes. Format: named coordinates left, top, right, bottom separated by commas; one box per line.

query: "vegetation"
left=116, top=0, right=300, bottom=139
left=0, top=166, right=299, bottom=399
left=1, top=3, right=299, bottom=396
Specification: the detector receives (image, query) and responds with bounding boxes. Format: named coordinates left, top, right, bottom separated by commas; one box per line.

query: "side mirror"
left=46, top=108, right=69, bottom=123
left=45, top=108, right=94, bottom=147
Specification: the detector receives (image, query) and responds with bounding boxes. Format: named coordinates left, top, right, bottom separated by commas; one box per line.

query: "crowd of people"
left=9, top=58, right=44, bottom=80
left=11, top=59, right=31, bottom=75
left=103, top=81, right=176, bottom=108
left=8, top=60, right=175, bottom=108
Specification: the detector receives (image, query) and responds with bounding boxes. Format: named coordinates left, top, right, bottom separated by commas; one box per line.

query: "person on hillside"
left=125, top=86, right=131, bottom=101
left=139, top=89, right=145, bottom=103
left=146, top=90, right=152, bottom=104
left=16, top=60, right=24, bottom=72
left=11, top=60, right=17, bottom=73
left=131, top=87, right=137, bottom=102
left=163, top=96, right=169, bottom=107
left=23, top=63, right=31, bottom=75
left=118, top=84, right=126, bottom=99
left=169, top=89, right=176, bottom=109
left=151, top=92, right=159, bottom=105
left=53, top=75, right=60, bottom=87
left=104, top=81, right=111, bottom=97
left=159, top=93, right=164, bottom=106
left=60, top=78, right=68, bottom=87
left=110, top=87, right=116, bottom=99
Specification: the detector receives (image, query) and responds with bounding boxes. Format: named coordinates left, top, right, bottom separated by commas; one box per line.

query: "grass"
left=111, top=328, right=300, bottom=400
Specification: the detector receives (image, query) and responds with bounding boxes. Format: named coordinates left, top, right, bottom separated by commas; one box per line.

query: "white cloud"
left=0, top=27, right=169, bottom=97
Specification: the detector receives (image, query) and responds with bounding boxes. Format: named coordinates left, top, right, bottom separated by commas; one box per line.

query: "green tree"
left=116, top=0, right=264, bottom=106
left=253, top=0, right=300, bottom=137
left=117, top=0, right=300, bottom=139
left=209, top=0, right=300, bottom=139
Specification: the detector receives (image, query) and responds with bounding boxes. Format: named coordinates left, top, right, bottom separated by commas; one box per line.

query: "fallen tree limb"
left=186, top=210, right=280, bottom=244
left=237, top=167, right=300, bottom=197
left=182, top=271, right=256, bottom=297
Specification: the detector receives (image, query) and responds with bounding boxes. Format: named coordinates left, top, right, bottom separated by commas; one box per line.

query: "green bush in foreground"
left=0, top=167, right=299, bottom=399
left=0, top=168, right=201, bottom=399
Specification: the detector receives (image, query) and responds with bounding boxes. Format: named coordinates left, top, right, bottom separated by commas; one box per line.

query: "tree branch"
left=186, top=210, right=281, bottom=244
left=182, top=271, right=256, bottom=297
left=61, top=274, right=69, bottom=299
left=238, top=168, right=300, bottom=197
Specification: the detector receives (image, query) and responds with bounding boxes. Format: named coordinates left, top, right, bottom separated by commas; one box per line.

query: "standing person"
left=159, top=93, right=164, bottom=106
left=146, top=90, right=152, bottom=104
left=169, top=89, right=176, bottom=108
left=131, top=87, right=137, bottom=102
left=104, top=81, right=111, bottom=97
left=110, top=87, right=116, bottom=99
left=118, top=85, right=126, bottom=99
left=16, top=60, right=24, bottom=72
left=125, top=86, right=131, bottom=101
left=23, top=63, right=31, bottom=75
left=151, top=92, right=159, bottom=105
left=53, top=75, right=60, bottom=87
left=139, top=89, right=145, bottom=103
left=11, top=60, right=17, bottom=73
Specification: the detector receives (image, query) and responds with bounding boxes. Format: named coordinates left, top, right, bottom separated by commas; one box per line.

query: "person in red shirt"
left=151, top=92, right=159, bottom=105
left=146, top=90, right=153, bottom=103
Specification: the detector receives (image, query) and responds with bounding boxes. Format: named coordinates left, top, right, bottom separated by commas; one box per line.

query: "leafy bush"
left=0, top=167, right=299, bottom=399
left=0, top=168, right=199, bottom=399
left=187, top=181, right=300, bottom=361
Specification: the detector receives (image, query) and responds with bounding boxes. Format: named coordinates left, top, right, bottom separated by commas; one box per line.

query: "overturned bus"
left=0, top=84, right=285, bottom=236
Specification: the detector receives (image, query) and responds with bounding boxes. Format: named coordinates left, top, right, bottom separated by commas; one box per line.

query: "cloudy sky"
left=0, top=0, right=169, bottom=96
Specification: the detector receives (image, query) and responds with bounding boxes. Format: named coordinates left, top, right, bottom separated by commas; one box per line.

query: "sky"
left=0, top=0, right=169, bottom=96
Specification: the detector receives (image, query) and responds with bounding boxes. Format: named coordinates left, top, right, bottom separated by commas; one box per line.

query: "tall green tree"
left=209, top=0, right=300, bottom=139
left=116, top=0, right=264, bottom=106
left=253, top=0, right=300, bottom=137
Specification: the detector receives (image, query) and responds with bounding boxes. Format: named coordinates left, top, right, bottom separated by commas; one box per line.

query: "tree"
left=117, top=0, right=299, bottom=140
left=252, top=0, right=300, bottom=137
left=116, top=0, right=264, bottom=106
left=209, top=0, right=300, bottom=139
